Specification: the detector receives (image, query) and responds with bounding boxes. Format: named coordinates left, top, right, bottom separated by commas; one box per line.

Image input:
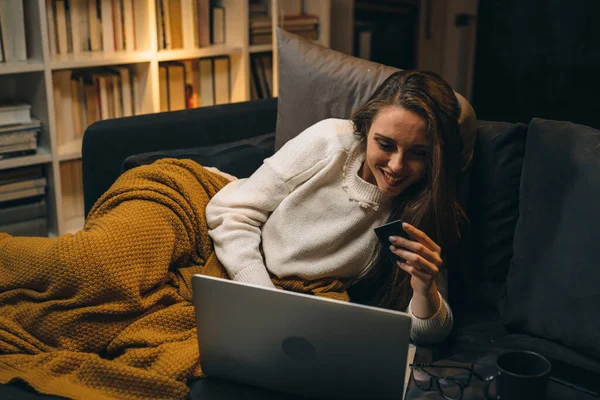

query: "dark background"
left=472, top=0, right=600, bottom=129
left=353, top=0, right=600, bottom=129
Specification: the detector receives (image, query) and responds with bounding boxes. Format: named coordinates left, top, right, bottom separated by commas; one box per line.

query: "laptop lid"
left=192, top=274, right=412, bottom=400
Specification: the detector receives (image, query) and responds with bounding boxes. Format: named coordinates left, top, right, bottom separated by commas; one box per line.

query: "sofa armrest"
left=81, top=98, right=277, bottom=215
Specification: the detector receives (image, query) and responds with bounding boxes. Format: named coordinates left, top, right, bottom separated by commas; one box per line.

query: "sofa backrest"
left=82, top=98, right=278, bottom=215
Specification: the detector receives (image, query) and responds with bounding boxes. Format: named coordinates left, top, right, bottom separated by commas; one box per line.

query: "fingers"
left=401, top=222, right=441, bottom=254
left=398, top=261, right=433, bottom=282
left=389, top=236, right=442, bottom=267
left=390, top=245, right=439, bottom=275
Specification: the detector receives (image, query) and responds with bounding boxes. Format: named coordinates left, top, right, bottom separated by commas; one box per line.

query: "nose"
left=388, top=151, right=405, bottom=173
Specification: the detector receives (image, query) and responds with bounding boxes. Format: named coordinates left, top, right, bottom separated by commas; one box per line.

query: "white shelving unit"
left=0, top=0, right=331, bottom=236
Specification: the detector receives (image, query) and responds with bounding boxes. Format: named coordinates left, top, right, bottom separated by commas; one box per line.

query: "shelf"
left=50, top=51, right=154, bottom=70
left=0, top=149, right=52, bottom=170
left=0, top=60, right=45, bottom=75
left=157, top=45, right=243, bottom=61
left=249, top=44, right=273, bottom=53
left=58, top=139, right=83, bottom=161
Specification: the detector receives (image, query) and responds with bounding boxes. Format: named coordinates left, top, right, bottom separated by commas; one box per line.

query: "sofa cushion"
left=499, top=118, right=600, bottom=360
left=466, top=121, right=528, bottom=310
left=275, top=28, right=478, bottom=173
left=122, top=132, right=275, bottom=178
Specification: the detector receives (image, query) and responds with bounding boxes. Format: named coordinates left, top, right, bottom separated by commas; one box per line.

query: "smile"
left=381, top=169, right=407, bottom=185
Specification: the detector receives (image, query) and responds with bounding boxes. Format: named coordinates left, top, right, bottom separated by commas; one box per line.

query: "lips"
left=380, top=169, right=407, bottom=187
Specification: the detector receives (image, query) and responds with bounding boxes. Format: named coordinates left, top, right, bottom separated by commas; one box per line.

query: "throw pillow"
left=499, top=118, right=600, bottom=359
left=275, top=28, right=478, bottom=173
left=122, top=132, right=275, bottom=179
left=466, top=121, right=528, bottom=310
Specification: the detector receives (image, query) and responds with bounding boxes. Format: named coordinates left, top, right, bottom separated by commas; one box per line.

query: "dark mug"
left=484, top=351, right=551, bottom=400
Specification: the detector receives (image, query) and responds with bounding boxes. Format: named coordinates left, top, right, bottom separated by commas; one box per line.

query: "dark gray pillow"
left=499, top=118, right=600, bottom=359
left=275, top=28, right=478, bottom=172
left=122, top=133, right=275, bottom=179
left=466, top=121, right=528, bottom=310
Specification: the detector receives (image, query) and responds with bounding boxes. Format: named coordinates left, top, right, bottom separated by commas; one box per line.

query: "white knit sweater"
left=205, top=118, right=453, bottom=344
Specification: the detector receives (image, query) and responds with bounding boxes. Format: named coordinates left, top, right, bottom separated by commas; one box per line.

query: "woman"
left=206, top=70, right=467, bottom=345
left=0, top=70, right=467, bottom=399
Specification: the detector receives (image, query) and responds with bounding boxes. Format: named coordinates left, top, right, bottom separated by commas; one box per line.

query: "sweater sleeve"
left=407, top=271, right=454, bottom=344
left=205, top=119, right=351, bottom=287
left=205, top=163, right=288, bottom=287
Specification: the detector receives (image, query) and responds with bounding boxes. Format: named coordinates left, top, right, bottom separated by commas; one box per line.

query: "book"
left=101, top=0, right=115, bottom=51
left=0, top=103, right=32, bottom=127
left=0, top=119, right=42, bottom=134
left=69, top=0, right=83, bottom=53
left=166, top=62, right=186, bottom=111
left=169, top=0, right=183, bottom=49
left=0, top=143, right=37, bottom=159
left=46, top=0, right=58, bottom=56
left=122, top=0, right=136, bottom=51
left=180, top=0, right=195, bottom=48
left=0, top=0, right=27, bottom=61
left=0, top=130, right=38, bottom=147
left=113, top=0, right=124, bottom=51
left=213, top=57, right=230, bottom=105
left=116, top=67, right=134, bottom=116
left=156, top=0, right=165, bottom=49
left=161, top=0, right=173, bottom=49
left=77, top=0, right=91, bottom=52
left=0, top=197, right=47, bottom=226
left=196, top=0, right=210, bottom=47
left=212, top=6, right=225, bottom=45
left=198, top=57, right=214, bottom=107
left=55, top=0, right=69, bottom=54
left=158, top=63, right=169, bottom=111
left=53, top=70, right=77, bottom=146
left=0, top=217, right=48, bottom=237
left=0, top=177, right=46, bottom=203
left=0, top=122, right=41, bottom=157
left=88, top=0, right=102, bottom=51
left=250, top=53, right=271, bottom=98
left=0, top=165, right=43, bottom=182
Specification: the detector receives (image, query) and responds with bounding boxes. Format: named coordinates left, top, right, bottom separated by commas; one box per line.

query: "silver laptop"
left=192, top=274, right=415, bottom=400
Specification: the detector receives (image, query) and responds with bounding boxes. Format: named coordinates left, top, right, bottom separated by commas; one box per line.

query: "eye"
left=376, top=139, right=395, bottom=152
left=411, top=148, right=428, bottom=157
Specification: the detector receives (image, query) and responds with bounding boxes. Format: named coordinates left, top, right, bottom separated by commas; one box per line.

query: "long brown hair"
left=349, top=70, right=467, bottom=310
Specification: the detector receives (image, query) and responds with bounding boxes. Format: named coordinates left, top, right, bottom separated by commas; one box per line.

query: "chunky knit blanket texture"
left=0, top=159, right=349, bottom=400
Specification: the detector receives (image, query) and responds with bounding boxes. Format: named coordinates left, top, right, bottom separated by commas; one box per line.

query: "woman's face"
left=360, top=106, right=429, bottom=198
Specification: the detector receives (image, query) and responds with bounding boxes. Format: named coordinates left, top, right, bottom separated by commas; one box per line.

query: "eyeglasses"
left=409, top=362, right=485, bottom=400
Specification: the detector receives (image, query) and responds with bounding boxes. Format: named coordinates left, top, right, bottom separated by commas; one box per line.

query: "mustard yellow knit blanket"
left=0, top=159, right=348, bottom=400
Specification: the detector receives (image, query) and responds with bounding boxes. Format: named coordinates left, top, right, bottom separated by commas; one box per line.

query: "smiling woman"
left=348, top=70, right=465, bottom=320
left=206, top=70, right=466, bottom=345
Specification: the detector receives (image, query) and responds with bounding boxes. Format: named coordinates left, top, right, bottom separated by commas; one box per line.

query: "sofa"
left=92, top=102, right=600, bottom=400
left=2, top=96, right=599, bottom=400
left=91, top=98, right=600, bottom=400
left=3, top=31, right=600, bottom=400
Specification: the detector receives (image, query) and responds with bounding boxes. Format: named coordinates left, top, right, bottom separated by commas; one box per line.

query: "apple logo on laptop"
left=282, top=336, right=316, bottom=361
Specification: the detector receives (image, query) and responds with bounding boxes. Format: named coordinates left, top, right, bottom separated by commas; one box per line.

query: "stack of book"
left=53, top=67, right=135, bottom=149
left=250, top=53, right=273, bottom=100
left=0, top=0, right=28, bottom=63
left=0, top=103, right=42, bottom=160
left=159, top=56, right=230, bottom=112
left=46, top=0, right=137, bottom=55
left=0, top=166, right=48, bottom=237
left=156, top=0, right=226, bottom=50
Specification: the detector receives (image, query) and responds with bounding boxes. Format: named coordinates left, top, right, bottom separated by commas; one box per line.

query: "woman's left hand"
left=389, top=222, right=443, bottom=296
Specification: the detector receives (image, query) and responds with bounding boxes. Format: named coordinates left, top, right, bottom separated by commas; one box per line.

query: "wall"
left=472, top=0, right=600, bottom=128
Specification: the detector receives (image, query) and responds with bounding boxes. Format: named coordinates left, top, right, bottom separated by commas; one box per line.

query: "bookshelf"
left=0, top=0, right=331, bottom=237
